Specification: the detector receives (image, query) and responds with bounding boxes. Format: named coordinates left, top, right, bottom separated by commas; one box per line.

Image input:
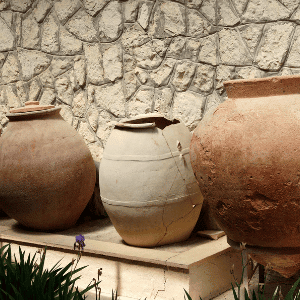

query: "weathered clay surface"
left=190, top=75, right=300, bottom=250
left=99, top=114, right=203, bottom=247
left=0, top=102, right=96, bottom=231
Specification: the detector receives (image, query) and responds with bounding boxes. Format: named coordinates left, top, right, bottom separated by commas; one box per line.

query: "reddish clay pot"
left=99, top=113, right=203, bottom=247
left=0, top=101, right=96, bottom=231
left=190, top=75, right=300, bottom=277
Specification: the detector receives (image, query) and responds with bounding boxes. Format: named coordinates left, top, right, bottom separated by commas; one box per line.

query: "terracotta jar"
left=190, top=75, right=300, bottom=277
left=99, top=113, right=203, bottom=247
left=0, top=101, right=96, bottom=231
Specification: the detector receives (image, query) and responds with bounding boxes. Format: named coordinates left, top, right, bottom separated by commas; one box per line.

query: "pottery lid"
left=9, top=101, right=55, bottom=113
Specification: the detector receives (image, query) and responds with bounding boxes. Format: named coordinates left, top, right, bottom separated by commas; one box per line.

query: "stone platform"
left=0, top=215, right=243, bottom=300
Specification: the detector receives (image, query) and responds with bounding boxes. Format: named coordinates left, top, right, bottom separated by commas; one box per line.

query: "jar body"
left=0, top=109, right=96, bottom=231
left=190, top=75, right=300, bottom=276
left=99, top=116, right=203, bottom=247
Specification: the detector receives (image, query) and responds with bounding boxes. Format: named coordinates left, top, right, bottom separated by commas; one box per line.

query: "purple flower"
left=75, top=234, right=85, bottom=251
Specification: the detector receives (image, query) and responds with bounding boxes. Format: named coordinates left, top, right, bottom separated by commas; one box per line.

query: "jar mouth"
left=118, top=113, right=180, bottom=130
left=223, top=74, right=300, bottom=99
left=6, top=107, right=61, bottom=120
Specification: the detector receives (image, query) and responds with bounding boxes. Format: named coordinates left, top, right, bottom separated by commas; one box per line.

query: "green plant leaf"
left=231, top=283, right=239, bottom=300
left=183, top=289, right=192, bottom=300
left=286, top=276, right=300, bottom=300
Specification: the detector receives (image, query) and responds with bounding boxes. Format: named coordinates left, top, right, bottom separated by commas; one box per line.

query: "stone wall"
left=0, top=0, right=300, bottom=162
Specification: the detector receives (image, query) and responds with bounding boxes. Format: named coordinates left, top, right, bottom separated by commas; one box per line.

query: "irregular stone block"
left=127, top=86, right=154, bottom=117
left=87, top=103, right=98, bottom=131
left=54, top=0, right=81, bottom=25
left=10, top=0, right=33, bottom=12
left=154, top=87, right=173, bottom=119
left=15, top=81, right=28, bottom=105
left=83, top=0, right=109, bottom=17
left=235, top=66, right=264, bottom=79
left=219, top=28, right=252, bottom=66
left=32, top=0, right=52, bottom=23
left=198, top=34, right=218, bottom=65
left=96, top=109, right=116, bottom=146
left=134, top=41, right=163, bottom=69
left=58, top=103, right=73, bottom=125
left=122, top=24, right=150, bottom=52
left=217, top=0, right=240, bottom=26
left=74, top=56, right=86, bottom=87
left=172, top=90, right=206, bottom=130
left=160, top=1, right=185, bottom=36
left=148, top=2, right=165, bottom=38
left=39, top=68, right=55, bottom=88
left=78, top=119, right=96, bottom=144
left=54, top=74, right=74, bottom=105
left=59, top=26, right=83, bottom=55
left=242, top=0, right=290, bottom=22
left=0, top=17, right=15, bottom=51
left=166, top=36, right=186, bottom=59
left=200, top=0, right=216, bottom=24
left=172, top=61, right=196, bottom=92
left=152, top=38, right=171, bottom=57
left=187, top=8, right=212, bottom=37
left=66, top=9, right=98, bottom=42
left=87, top=142, right=103, bottom=162
left=255, top=22, right=295, bottom=71
left=231, top=0, right=248, bottom=15
left=1, top=53, right=20, bottom=84
left=149, top=58, right=176, bottom=87
left=135, top=67, right=150, bottom=84
left=41, top=14, right=59, bottom=54
left=203, top=91, right=223, bottom=117
left=39, top=88, right=56, bottom=105
left=124, top=0, right=140, bottom=22
left=215, top=65, right=235, bottom=90
left=50, top=57, right=74, bottom=77
left=291, top=6, right=300, bottom=23
left=72, top=90, right=86, bottom=117
left=186, top=38, right=201, bottom=61
left=187, top=0, right=203, bottom=9
left=22, top=15, right=40, bottom=50
left=94, top=81, right=125, bottom=117
left=137, top=1, right=154, bottom=30
left=0, top=11, right=13, bottom=27
left=84, top=43, right=105, bottom=85
left=98, top=1, right=122, bottom=41
left=28, top=79, right=41, bottom=102
left=190, top=64, right=215, bottom=93
left=5, top=84, right=21, bottom=109
left=103, top=43, right=123, bottom=82
left=282, top=0, right=299, bottom=12
left=239, top=24, right=264, bottom=55
left=14, top=12, right=22, bottom=47
left=123, top=71, right=138, bottom=100
left=18, top=49, right=51, bottom=81
left=286, top=27, right=300, bottom=67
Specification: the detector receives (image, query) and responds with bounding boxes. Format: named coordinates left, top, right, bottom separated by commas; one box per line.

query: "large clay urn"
left=190, top=75, right=300, bottom=277
left=99, top=113, right=203, bottom=247
left=0, top=101, right=96, bottom=231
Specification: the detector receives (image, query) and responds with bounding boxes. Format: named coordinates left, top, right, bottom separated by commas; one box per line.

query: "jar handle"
left=115, top=122, right=156, bottom=129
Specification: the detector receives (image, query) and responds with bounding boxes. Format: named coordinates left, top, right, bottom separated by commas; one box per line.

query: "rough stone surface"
left=93, top=81, right=125, bottom=117
left=72, top=90, right=86, bottom=117
left=124, top=0, right=140, bottom=22
left=28, top=79, right=41, bottom=101
left=123, top=71, right=138, bottom=100
left=134, top=41, right=163, bottom=69
left=149, top=58, right=175, bottom=87
left=58, top=103, right=73, bottom=125
left=74, top=56, right=86, bottom=87
left=231, top=0, right=248, bottom=15
left=172, top=90, right=206, bottom=130
left=83, top=0, right=109, bottom=17
left=190, top=64, right=215, bottom=93
left=255, top=22, right=295, bottom=71
left=219, top=28, right=252, bottom=66
left=235, top=66, right=264, bottom=79
left=5, top=84, right=21, bottom=109
left=137, top=1, right=154, bottom=30
left=218, top=0, right=240, bottom=26
left=0, top=17, right=14, bottom=51
left=127, top=86, right=154, bottom=117
left=215, top=65, right=235, bottom=90
left=86, top=103, right=98, bottom=131
left=166, top=36, right=186, bottom=59
left=39, top=87, right=55, bottom=105
left=187, top=0, right=203, bottom=9
left=198, top=34, right=218, bottom=65
left=239, top=24, right=264, bottom=54
left=160, top=1, right=186, bottom=36
left=84, top=43, right=104, bottom=85
left=22, top=15, right=40, bottom=50
left=10, top=0, right=33, bottom=12
left=200, top=0, right=216, bottom=24
left=187, top=8, right=212, bottom=37
left=1, top=53, right=20, bottom=84
left=55, top=75, right=74, bottom=105
left=103, top=44, right=123, bottom=82
left=242, top=0, right=290, bottom=22
left=78, top=119, right=96, bottom=144
left=59, top=26, right=83, bottom=55
left=98, top=1, right=122, bottom=41
left=41, top=14, right=59, bottom=54
left=286, top=27, right=300, bottom=67
left=32, top=0, right=52, bottom=23
left=66, top=9, right=98, bottom=42
left=18, top=49, right=51, bottom=81
left=154, top=87, right=173, bottom=118
left=54, top=0, right=81, bottom=25
left=50, top=57, right=73, bottom=77
left=172, top=61, right=196, bottom=91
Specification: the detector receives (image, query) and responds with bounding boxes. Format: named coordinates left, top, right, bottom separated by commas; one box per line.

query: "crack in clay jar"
left=0, top=101, right=96, bottom=231
left=99, top=113, right=203, bottom=247
left=190, top=75, right=300, bottom=277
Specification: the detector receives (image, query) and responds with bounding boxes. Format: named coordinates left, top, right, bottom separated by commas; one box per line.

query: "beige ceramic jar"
left=99, top=113, right=203, bottom=247
left=0, top=101, right=96, bottom=231
left=190, top=75, right=300, bottom=277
